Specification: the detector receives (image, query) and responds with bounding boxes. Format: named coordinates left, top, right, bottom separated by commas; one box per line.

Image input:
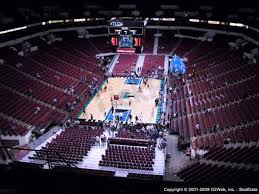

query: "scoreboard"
left=108, top=19, right=144, bottom=53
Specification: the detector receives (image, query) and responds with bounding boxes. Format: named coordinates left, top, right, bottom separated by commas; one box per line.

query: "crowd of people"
left=88, top=77, right=99, bottom=96
left=103, top=121, right=168, bottom=150
left=64, top=85, right=75, bottom=95
left=95, top=134, right=107, bottom=147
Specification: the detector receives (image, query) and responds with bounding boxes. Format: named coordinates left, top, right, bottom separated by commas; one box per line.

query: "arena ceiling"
left=0, top=0, right=258, bottom=28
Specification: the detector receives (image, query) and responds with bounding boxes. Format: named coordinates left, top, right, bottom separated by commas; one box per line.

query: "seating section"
left=31, top=126, right=103, bottom=163
left=161, top=35, right=259, bottom=184
left=10, top=57, right=86, bottom=95
left=158, top=31, right=179, bottom=54
left=113, top=54, right=138, bottom=76
left=47, top=47, right=104, bottom=77
left=87, top=36, right=113, bottom=53
left=1, top=31, right=259, bottom=183
left=177, top=162, right=259, bottom=185
left=173, top=39, right=200, bottom=57
left=204, top=145, right=259, bottom=164
left=0, top=37, right=106, bottom=136
left=0, top=115, right=30, bottom=136
left=142, top=55, right=165, bottom=77
left=174, top=97, right=259, bottom=139
left=116, top=125, right=153, bottom=140
left=174, top=76, right=258, bottom=118
left=193, top=124, right=259, bottom=150
left=0, top=86, right=66, bottom=130
left=0, top=65, right=76, bottom=110
left=60, top=37, right=112, bottom=63
left=99, top=144, right=155, bottom=170
left=170, top=49, right=259, bottom=139
left=31, top=52, right=94, bottom=81
left=189, top=37, right=229, bottom=63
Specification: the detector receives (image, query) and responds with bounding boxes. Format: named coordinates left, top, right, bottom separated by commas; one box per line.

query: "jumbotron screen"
left=119, top=35, right=133, bottom=48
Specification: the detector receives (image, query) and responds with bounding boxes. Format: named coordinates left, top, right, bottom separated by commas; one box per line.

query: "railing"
left=1, top=145, right=78, bottom=169
left=28, top=126, right=62, bottom=149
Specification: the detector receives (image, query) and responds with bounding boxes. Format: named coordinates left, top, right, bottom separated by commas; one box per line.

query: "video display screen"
left=119, top=35, right=133, bottom=48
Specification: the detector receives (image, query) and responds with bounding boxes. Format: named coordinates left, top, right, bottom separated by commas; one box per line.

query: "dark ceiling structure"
left=0, top=0, right=258, bottom=29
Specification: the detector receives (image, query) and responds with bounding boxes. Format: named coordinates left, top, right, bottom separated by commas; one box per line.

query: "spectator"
left=115, top=115, right=120, bottom=122
left=96, top=136, right=100, bottom=146
left=129, top=114, right=132, bottom=122
left=205, top=107, right=212, bottom=114
left=27, top=89, right=32, bottom=97
left=141, top=125, right=146, bottom=133
left=139, top=112, right=143, bottom=123
left=10, top=122, right=16, bottom=130
left=0, top=59, right=4, bottom=64
left=159, top=90, right=162, bottom=97
left=66, top=102, right=71, bottom=112
left=110, top=125, right=116, bottom=137
left=224, top=137, right=231, bottom=144
left=155, top=98, right=159, bottom=107
left=36, top=73, right=41, bottom=79
left=54, top=75, right=60, bottom=80
left=16, top=62, right=22, bottom=68
left=143, top=79, right=147, bottom=86
left=169, top=87, right=173, bottom=94
left=100, top=134, right=104, bottom=146
left=161, top=138, right=167, bottom=150
left=111, top=106, right=114, bottom=114
left=53, top=98, right=58, bottom=104
left=159, top=130, right=163, bottom=138
left=103, top=134, right=107, bottom=146
left=196, top=124, right=200, bottom=134
left=34, top=106, right=41, bottom=115
left=188, top=90, right=192, bottom=97
left=196, top=123, right=200, bottom=130
left=214, top=123, right=220, bottom=132
left=76, top=95, right=81, bottom=103
left=70, top=87, right=75, bottom=95
left=79, top=76, right=84, bottom=84
left=135, top=115, right=139, bottom=123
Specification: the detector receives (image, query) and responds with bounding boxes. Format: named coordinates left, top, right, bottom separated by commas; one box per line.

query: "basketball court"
left=79, top=77, right=162, bottom=123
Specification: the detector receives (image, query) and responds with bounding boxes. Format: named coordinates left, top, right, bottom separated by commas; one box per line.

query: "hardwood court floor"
left=79, top=77, right=161, bottom=123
